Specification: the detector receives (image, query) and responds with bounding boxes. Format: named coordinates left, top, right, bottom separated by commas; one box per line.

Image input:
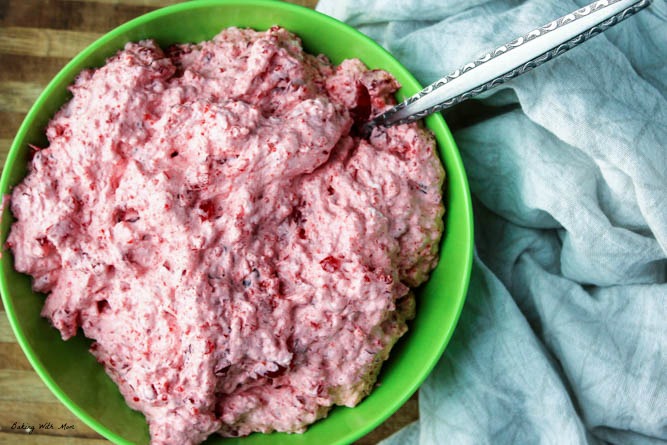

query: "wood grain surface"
left=0, top=0, right=418, bottom=443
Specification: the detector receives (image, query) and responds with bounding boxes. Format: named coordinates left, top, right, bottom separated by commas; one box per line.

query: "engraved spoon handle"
left=363, top=0, right=652, bottom=133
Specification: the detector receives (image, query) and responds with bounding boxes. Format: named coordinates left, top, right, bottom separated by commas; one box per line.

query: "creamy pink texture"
left=8, top=27, right=444, bottom=444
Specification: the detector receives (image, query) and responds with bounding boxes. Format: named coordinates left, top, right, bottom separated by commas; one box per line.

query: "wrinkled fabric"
left=316, top=1, right=667, bottom=444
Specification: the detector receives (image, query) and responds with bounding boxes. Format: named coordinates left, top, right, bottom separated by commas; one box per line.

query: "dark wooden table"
left=0, top=1, right=418, bottom=443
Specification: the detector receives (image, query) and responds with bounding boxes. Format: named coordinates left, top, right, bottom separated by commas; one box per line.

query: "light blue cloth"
left=316, top=1, right=667, bottom=444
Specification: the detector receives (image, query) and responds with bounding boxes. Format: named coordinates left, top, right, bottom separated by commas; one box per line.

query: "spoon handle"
left=364, top=0, right=652, bottom=131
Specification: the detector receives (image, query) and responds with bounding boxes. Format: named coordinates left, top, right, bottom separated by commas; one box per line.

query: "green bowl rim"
left=0, top=1, right=474, bottom=444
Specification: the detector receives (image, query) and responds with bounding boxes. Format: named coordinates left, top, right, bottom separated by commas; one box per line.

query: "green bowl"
left=0, top=1, right=473, bottom=444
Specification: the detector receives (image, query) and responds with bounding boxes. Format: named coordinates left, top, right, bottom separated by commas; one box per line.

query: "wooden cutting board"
left=0, top=0, right=418, bottom=443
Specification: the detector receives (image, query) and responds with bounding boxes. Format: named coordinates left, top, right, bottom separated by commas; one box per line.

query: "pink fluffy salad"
left=7, top=26, right=444, bottom=444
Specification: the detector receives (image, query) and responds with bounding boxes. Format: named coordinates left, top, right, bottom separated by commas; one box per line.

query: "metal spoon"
left=362, top=0, right=652, bottom=136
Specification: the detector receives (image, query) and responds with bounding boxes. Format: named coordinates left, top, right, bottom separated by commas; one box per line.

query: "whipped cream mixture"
left=8, top=27, right=444, bottom=444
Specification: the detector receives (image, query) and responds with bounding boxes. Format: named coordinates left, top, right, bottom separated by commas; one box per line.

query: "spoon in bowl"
left=361, top=0, right=652, bottom=137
